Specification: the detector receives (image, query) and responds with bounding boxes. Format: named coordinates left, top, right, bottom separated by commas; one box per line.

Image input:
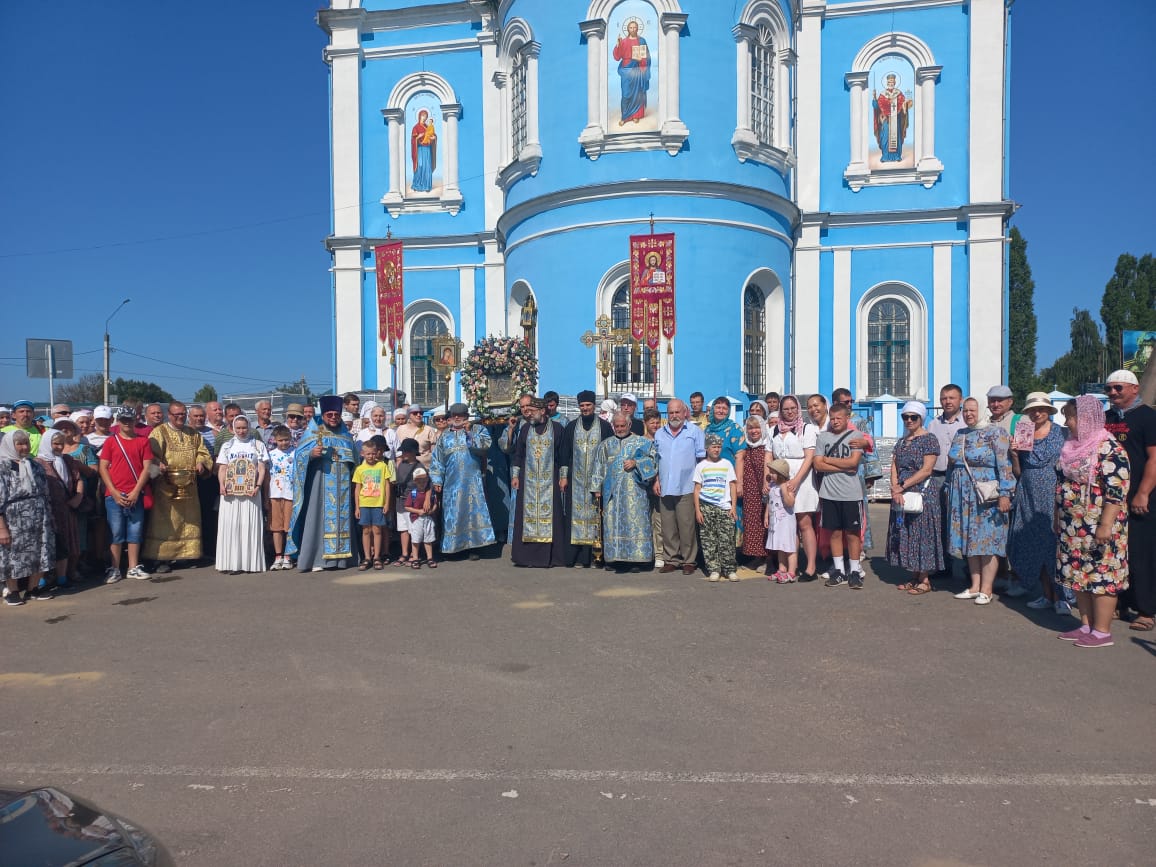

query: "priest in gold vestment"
left=143, top=401, right=213, bottom=569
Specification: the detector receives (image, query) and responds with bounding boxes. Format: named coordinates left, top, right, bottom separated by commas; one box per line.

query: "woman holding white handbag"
left=947, top=397, right=1015, bottom=605
left=887, top=401, right=943, bottom=594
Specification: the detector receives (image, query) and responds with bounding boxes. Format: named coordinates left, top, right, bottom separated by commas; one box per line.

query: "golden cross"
left=580, top=314, right=630, bottom=400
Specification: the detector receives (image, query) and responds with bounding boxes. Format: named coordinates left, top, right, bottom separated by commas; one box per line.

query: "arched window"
left=496, top=19, right=541, bottom=188
left=409, top=314, right=450, bottom=406
left=732, top=0, right=793, bottom=171
left=511, top=49, right=528, bottom=159
left=610, top=284, right=656, bottom=393
left=743, top=284, right=767, bottom=395
left=867, top=300, right=910, bottom=397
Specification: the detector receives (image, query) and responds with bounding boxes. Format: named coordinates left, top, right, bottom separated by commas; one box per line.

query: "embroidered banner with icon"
left=629, top=233, right=675, bottom=350
left=374, top=241, right=405, bottom=353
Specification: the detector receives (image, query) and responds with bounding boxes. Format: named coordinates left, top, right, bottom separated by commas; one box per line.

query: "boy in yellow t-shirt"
left=352, top=435, right=394, bottom=569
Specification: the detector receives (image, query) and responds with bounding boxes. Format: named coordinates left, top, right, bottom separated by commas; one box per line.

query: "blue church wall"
left=359, top=23, right=471, bottom=47
left=819, top=6, right=969, bottom=213
left=359, top=51, right=485, bottom=237
left=505, top=222, right=792, bottom=398
left=822, top=220, right=966, bottom=249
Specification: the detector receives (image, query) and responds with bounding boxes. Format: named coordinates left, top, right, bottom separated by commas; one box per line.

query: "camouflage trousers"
left=700, top=502, right=736, bottom=575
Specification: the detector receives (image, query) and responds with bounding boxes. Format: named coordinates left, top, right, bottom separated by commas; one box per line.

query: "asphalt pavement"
left=2, top=505, right=1154, bottom=866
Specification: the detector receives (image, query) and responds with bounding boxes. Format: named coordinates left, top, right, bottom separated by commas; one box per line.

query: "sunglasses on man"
left=1105, top=384, right=1127, bottom=393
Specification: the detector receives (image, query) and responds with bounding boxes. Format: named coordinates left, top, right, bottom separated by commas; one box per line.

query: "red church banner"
left=629, top=232, right=676, bottom=350
left=374, top=241, right=405, bottom=352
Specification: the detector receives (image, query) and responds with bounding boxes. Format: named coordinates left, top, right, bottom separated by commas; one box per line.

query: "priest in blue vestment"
left=564, top=390, right=613, bottom=567
left=510, top=397, right=569, bottom=568
left=591, top=412, right=659, bottom=571
left=430, top=402, right=496, bottom=558
left=287, top=394, right=358, bottom=572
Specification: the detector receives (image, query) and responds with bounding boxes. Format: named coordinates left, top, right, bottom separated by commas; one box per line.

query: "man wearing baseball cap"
left=397, top=404, right=438, bottom=467
left=985, top=385, right=1018, bottom=435
left=1104, top=369, right=1156, bottom=631
left=2, top=400, right=43, bottom=454
left=619, top=393, right=644, bottom=435
left=88, top=406, right=114, bottom=451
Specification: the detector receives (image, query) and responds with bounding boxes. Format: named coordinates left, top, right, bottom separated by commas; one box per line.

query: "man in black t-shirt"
left=1104, top=370, right=1156, bottom=629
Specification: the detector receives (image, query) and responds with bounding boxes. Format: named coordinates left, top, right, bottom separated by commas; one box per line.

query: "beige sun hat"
left=1021, top=392, right=1057, bottom=414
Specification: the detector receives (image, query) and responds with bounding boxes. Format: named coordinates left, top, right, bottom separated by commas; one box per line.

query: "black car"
left=0, top=785, right=173, bottom=866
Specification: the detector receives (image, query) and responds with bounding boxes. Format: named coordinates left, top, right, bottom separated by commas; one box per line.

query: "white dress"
left=215, top=437, right=269, bottom=572
left=764, top=485, right=798, bottom=553
left=770, top=423, right=819, bottom=513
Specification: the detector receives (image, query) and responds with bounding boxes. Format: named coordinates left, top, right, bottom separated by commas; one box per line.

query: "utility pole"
left=104, top=298, right=131, bottom=404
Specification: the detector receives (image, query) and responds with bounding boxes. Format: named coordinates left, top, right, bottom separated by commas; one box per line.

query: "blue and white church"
left=320, top=0, right=1013, bottom=408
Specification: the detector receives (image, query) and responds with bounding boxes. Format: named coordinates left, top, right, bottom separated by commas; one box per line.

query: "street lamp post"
left=104, top=298, right=131, bottom=404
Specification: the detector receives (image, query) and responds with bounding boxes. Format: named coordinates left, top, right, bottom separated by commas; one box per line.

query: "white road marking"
left=1, top=763, right=1153, bottom=788
left=501, top=789, right=518, bottom=798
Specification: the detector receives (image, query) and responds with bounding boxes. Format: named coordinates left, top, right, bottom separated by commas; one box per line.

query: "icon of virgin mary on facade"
left=410, top=108, right=437, bottom=192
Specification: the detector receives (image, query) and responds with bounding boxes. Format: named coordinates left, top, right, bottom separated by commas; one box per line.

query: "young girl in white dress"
left=764, top=458, right=798, bottom=583
left=216, top=416, right=269, bottom=574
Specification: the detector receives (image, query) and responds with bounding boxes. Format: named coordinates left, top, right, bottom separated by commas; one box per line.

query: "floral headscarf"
left=1059, top=394, right=1111, bottom=485
left=776, top=395, right=806, bottom=439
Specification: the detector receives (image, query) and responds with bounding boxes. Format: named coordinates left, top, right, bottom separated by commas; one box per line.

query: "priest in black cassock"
left=510, top=398, right=569, bottom=568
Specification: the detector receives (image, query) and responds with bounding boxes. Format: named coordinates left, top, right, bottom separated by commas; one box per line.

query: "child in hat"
left=764, top=458, right=798, bottom=582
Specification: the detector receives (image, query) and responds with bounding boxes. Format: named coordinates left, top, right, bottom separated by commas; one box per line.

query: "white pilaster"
left=381, top=108, right=404, bottom=208
left=459, top=266, right=476, bottom=352
left=843, top=71, right=869, bottom=188
left=483, top=240, right=506, bottom=338
left=477, top=26, right=503, bottom=228
left=441, top=103, right=464, bottom=214
left=733, top=25, right=753, bottom=133
left=578, top=19, right=606, bottom=155
left=523, top=43, right=542, bottom=160
left=833, top=248, right=851, bottom=390
left=932, top=243, right=952, bottom=393
left=967, top=215, right=1005, bottom=396
left=659, top=12, right=689, bottom=151
left=333, top=246, right=364, bottom=391
left=327, top=19, right=363, bottom=238
left=969, top=0, right=1006, bottom=202
left=916, top=66, right=944, bottom=176
left=793, top=222, right=822, bottom=394
left=796, top=1, right=825, bottom=211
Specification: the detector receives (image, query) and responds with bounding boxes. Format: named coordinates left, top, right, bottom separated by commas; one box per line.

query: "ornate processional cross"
left=580, top=314, right=631, bottom=401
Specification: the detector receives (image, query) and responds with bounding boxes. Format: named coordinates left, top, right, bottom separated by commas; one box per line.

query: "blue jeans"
left=105, top=497, right=144, bottom=545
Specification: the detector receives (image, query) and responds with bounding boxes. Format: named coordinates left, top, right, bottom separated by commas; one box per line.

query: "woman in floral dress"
left=735, top=414, right=769, bottom=570
left=0, top=431, right=56, bottom=605
left=1008, top=393, right=1068, bottom=613
left=1055, top=395, right=1130, bottom=649
left=947, top=397, right=1015, bottom=605
left=886, top=401, right=943, bottom=594
left=36, top=429, right=84, bottom=591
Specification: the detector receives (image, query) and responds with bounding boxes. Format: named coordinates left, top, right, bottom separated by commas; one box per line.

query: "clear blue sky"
left=1, top=1, right=1151, bottom=403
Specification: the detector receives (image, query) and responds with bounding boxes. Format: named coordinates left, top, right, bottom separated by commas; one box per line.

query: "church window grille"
left=750, top=25, right=775, bottom=147
left=867, top=300, right=910, bottom=398
left=610, top=284, right=656, bottom=393
left=743, top=284, right=767, bottom=395
left=511, top=49, right=528, bottom=159
left=410, top=314, right=449, bottom=406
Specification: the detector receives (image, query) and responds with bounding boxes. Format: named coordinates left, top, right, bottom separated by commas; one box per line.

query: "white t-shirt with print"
left=692, top=458, right=736, bottom=509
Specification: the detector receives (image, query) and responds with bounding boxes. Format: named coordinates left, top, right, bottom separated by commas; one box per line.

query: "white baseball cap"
left=93, top=405, right=113, bottom=419
left=619, top=393, right=639, bottom=405
left=1106, top=369, right=1139, bottom=386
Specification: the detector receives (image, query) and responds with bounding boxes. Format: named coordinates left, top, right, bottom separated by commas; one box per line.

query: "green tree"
left=1100, top=252, right=1156, bottom=368
left=56, top=373, right=106, bottom=405
left=274, top=376, right=313, bottom=398
left=1007, top=227, right=1040, bottom=400
left=110, top=377, right=173, bottom=403
left=193, top=383, right=218, bottom=403
left=1038, top=308, right=1105, bottom=395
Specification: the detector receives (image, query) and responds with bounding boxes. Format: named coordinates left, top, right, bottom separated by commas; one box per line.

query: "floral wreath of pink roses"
left=461, top=336, right=538, bottom=420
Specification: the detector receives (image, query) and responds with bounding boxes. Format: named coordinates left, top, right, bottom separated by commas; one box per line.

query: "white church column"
left=916, top=65, right=943, bottom=175
left=659, top=13, right=689, bottom=153
left=333, top=246, right=364, bottom=392
left=523, top=42, right=543, bottom=160
left=578, top=19, right=606, bottom=155
left=440, top=103, right=464, bottom=214
left=969, top=0, right=1006, bottom=203
left=968, top=215, right=1005, bottom=396
left=381, top=108, right=403, bottom=208
left=796, top=0, right=824, bottom=212
left=832, top=249, right=852, bottom=390
left=733, top=25, right=753, bottom=134
left=478, top=25, right=503, bottom=225
left=844, top=72, right=868, bottom=179
left=793, top=221, right=822, bottom=395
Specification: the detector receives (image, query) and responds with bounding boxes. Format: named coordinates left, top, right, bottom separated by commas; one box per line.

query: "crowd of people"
left=1, top=371, right=1152, bottom=648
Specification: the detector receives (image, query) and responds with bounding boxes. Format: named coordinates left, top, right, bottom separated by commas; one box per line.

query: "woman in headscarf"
left=947, top=397, right=1015, bottom=605
left=1055, top=396, right=1131, bottom=648
left=37, top=429, right=84, bottom=591
left=769, top=395, right=820, bottom=580
left=1008, top=392, right=1069, bottom=614
left=0, top=430, right=56, bottom=605
left=735, top=413, right=769, bottom=571
left=748, top=400, right=770, bottom=421
left=887, top=401, right=943, bottom=594
left=357, top=402, right=392, bottom=459
left=215, top=416, right=269, bottom=574
left=55, top=418, right=100, bottom=581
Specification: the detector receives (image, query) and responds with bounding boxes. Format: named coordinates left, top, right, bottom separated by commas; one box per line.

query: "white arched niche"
left=381, top=71, right=464, bottom=216
left=740, top=267, right=786, bottom=396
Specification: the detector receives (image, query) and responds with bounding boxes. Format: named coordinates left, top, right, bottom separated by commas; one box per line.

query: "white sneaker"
left=127, top=565, right=151, bottom=580
left=1005, top=581, right=1027, bottom=598
left=708, top=572, right=721, bottom=582
left=727, top=572, right=739, bottom=582
left=954, top=589, right=979, bottom=600
left=1054, top=600, right=1074, bottom=616
left=1026, top=595, right=1052, bottom=609
left=974, top=592, right=992, bottom=605
left=105, top=567, right=123, bottom=584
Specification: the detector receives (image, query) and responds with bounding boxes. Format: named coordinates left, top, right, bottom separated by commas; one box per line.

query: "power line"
left=112, top=348, right=327, bottom=385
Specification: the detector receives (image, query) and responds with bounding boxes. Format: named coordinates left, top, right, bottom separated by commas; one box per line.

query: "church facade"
left=320, top=0, right=1013, bottom=407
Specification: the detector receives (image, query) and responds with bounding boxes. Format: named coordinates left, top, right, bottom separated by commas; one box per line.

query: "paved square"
left=2, top=508, right=1153, bottom=865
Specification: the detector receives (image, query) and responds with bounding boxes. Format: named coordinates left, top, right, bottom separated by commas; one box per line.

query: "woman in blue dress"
left=947, top=397, right=1015, bottom=605
left=1008, top=392, right=1069, bottom=614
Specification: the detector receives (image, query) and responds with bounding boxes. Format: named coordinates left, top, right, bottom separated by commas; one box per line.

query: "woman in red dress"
left=735, top=414, right=769, bottom=570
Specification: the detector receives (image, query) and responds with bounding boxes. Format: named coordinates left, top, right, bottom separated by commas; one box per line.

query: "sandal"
left=411, top=560, right=423, bottom=570
left=373, top=559, right=385, bottom=570
left=393, top=557, right=409, bottom=567
left=358, top=561, right=372, bottom=571
left=1129, top=616, right=1155, bottom=632
left=784, top=572, right=797, bottom=583
left=907, top=582, right=933, bottom=595
left=896, top=582, right=916, bottom=592
left=427, top=561, right=438, bottom=569
left=767, top=570, right=783, bottom=582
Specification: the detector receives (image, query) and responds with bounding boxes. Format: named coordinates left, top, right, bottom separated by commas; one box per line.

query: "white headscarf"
left=0, top=429, right=37, bottom=495
left=743, top=413, right=769, bottom=448
left=36, top=429, right=70, bottom=488
left=360, top=400, right=378, bottom=420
